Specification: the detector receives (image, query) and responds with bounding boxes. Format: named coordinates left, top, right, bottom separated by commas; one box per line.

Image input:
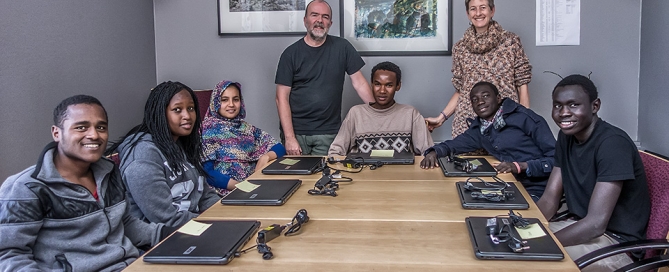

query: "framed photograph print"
left=340, top=0, right=452, bottom=55
left=218, top=0, right=309, bottom=35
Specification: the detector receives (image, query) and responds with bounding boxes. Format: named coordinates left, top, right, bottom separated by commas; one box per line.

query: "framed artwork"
left=340, top=0, right=452, bottom=55
left=218, top=0, right=309, bottom=35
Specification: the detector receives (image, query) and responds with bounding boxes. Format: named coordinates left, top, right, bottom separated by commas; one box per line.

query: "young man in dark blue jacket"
left=421, top=81, right=556, bottom=200
left=0, top=95, right=172, bottom=271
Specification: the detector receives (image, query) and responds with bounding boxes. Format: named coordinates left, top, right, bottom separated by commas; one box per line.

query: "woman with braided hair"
left=110, top=81, right=219, bottom=228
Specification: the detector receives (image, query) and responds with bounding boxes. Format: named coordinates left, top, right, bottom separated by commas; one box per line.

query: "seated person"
left=537, top=75, right=650, bottom=271
left=421, top=81, right=555, bottom=201
left=328, top=61, right=434, bottom=156
left=111, top=81, right=220, bottom=228
left=0, top=95, right=169, bottom=271
left=201, top=80, right=286, bottom=193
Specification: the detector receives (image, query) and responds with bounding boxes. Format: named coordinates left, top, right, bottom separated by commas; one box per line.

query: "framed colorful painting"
left=218, top=0, right=309, bottom=35
left=340, top=0, right=452, bottom=55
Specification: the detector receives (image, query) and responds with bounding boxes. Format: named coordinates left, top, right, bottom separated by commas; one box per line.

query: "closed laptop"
left=220, top=179, right=302, bottom=206
left=466, top=217, right=564, bottom=261
left=456, top=181, right=529, bottom=210
left=438, top=156, right=497, bottom=177
left=143, top=220, right=260, bottom=264
left=345, top=151, right=415, bottom=165
left=261, top=156, right=324, bottom=175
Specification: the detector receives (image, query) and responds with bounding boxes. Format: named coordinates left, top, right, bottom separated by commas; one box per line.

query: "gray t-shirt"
left=275, top=35, right=365, bottom=135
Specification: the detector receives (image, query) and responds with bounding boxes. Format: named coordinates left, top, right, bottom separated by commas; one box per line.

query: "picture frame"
left=339, top=0, right=452, bottom=56
left=218, top=0, right=308, bottom=35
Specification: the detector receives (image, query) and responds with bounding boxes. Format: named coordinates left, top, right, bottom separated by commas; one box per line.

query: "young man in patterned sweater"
left=328, top=61, right=433, bottom=156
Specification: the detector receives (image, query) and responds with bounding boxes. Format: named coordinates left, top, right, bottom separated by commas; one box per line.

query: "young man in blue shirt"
left=421, top=81, right=555, bottom=200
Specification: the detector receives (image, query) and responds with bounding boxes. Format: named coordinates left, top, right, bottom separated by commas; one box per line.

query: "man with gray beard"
left=275, top=0, right=374, bottom=156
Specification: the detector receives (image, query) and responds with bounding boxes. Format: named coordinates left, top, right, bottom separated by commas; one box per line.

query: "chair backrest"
left=639, top=150, right=669, bottom=258
left=659, top=232, right=669, bottom=272
left=194, top=89, right=213, bottom=118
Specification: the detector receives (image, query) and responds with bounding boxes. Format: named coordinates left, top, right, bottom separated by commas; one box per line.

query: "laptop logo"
left=183, top=246, right=196, bottom=255
left=284, top=166, right=291, bottom=169
left=250, top=194, right=258, bottom=199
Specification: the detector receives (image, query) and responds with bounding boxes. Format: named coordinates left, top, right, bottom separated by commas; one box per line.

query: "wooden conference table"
left=125, top=156, right=578, bottom=271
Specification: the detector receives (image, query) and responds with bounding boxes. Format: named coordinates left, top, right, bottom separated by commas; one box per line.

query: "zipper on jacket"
left=101, top=171, right=113, bottom=244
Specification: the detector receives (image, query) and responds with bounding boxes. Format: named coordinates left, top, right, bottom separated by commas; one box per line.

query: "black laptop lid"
left=220, top=179, right=302, bottom=206
left=438, top=157, right=497, bottom=177
left=261, top=156, right=323, bottom=174
left=466, top=217, right=564, bottom=261
left=346, top=151, right=415, bottom=165
left=143, top=220, right=260, bottom=264
left=456, top=182, right=530, bottom=210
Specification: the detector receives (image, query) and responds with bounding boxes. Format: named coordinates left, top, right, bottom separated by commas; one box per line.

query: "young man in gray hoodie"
left=0, top=95, right=171, bottom=271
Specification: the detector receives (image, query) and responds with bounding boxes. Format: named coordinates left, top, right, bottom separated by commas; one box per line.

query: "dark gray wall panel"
left=0, top=0, right=156, bottom=180
left=639, top=0, right=669, bottom=156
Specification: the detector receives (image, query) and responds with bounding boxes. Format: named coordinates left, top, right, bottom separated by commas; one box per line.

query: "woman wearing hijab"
left=201, top=81, right=286, bottom=193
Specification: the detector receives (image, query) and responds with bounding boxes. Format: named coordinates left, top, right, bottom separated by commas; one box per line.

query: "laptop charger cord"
left=508, top=210, right=530, bottom=228
left=236, top=209, right=310, bottom=260
left=463, top=176, right=509, bottom=191
left=487, top=210, right=531, bottom=253
left=236, top=224, right=282, bottom=260
left=471, top=191, right=514, bottom=202
left=308, top=175, right=353, bottom=197
left=463, top=176, right=514, bottom=202
left=308, top=166, right=352, bottom=197
left=285, top=209, right=309, bottom=236
left=327, top=157, right=362, bottom=169
left=447, top=154, right=479, bottom=173
left=327, top=157, right=384, bottom=172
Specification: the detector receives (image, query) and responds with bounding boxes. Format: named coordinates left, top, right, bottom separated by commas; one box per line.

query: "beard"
left=308, top=22, right=329, bottom=41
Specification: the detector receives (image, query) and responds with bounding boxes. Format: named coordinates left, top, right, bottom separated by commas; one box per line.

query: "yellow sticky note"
left=279, top=158, right=300, bottom=165
left=515, top=223, right=547, bottom=240
left=235, top=180, right=260, bottom=193
left=177, top=220, right=212, bottom=236
left=469, top=159, right=482, bottom=166
left=370, top=150, right=394, bottom=157
left=480, top=189, right=502, bottom=195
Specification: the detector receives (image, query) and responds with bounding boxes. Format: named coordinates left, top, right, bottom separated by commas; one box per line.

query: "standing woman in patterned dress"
left=425, top=0, right=532, bottom=138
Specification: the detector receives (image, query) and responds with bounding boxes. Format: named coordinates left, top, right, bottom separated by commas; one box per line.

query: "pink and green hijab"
left=200, top=80, right=279, bottom=180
